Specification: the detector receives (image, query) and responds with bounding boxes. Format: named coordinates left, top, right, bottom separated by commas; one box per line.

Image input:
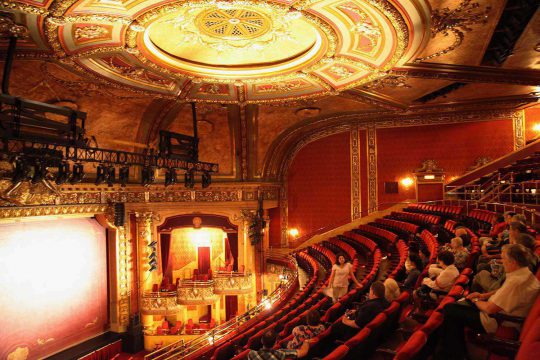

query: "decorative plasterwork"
left=416, top=0, right=491, bottom=61
left=3, top=0, right=431, bottom=103
left=366, top=126, right=377, bottom=213
left=350, top=126, right=361, bottom=220
left=116, top=225, right=130, bottom=327
left=0, top=203, right=108, bottom=219
left=512, top=110, right=526, bottom=150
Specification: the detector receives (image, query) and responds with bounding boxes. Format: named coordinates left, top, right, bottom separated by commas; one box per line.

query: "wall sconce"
left=400, top=177, right=414, bottom=188
left=533, top=123, right=540, bottom=133
left=288, top=228, right=299, bottom=238
left=423, top=175, right=435, bottom=180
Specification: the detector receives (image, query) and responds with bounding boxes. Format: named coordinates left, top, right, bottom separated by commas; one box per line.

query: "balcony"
left=177, top=280, right=219, bottom=305
left=141, top=291, right=181, bottom=315
left=213, top=271, right=253, bottom=295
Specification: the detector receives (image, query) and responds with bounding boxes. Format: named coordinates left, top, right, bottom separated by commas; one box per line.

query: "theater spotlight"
left=202, top=171, right=211, bottom=189
left=141, top=166, right=155, bottom=186
left=119, top=167, right=129, bottom=187
left=11, top=158, right=31, bottom=183
left=70, top=163, right=85, bottom=184
left=55, top=162, right=70, bottom=185
left=95, top=164, right=106, bottom=185
left=149, top=258, right=158, bottom=267
left=164, top=168, right=177, bottom=187
left=31, top=160, right=46, bottom=184
left=106, top=165, right=116, bottom=187
left=149, top=252, right=157, bottom=259
left=149, top=264, right=157, bottom=272
left=184, top=169, right=195, bottom=188
left=148, top=240, right=157, bottom=248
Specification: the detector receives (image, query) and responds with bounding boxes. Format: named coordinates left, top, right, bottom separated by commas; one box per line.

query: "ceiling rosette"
left=4, top=0, right=431, bottom=104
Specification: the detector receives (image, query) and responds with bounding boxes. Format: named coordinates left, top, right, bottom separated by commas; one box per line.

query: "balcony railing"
left=213, top=271, right=253, bottom=294
left=177, top=280, right=219, bottom=305
left=141, top=291, right=181, bottom=315
left=144, top=257, right=298, bottom=360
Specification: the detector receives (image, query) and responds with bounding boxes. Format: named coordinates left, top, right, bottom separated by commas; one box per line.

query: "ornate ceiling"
left=3, top=0, right=432, bottom=103
left=1, top=0, right=540, bottom=181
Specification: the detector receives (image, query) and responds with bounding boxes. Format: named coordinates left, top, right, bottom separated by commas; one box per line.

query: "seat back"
left=395, top=331, right=428, bottom=360
left=520, top=294, right=540, bottom=341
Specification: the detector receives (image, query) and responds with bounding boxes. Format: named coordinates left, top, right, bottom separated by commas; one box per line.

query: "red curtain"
left=77, top=340, right=122, bottom=360
left=198, top=246, right=211, bottom=274
left=225, top=295, right=238, bottom=321
left=160, top=233, right=171, bottom=278
left=227, top=233, right=238, bottom=271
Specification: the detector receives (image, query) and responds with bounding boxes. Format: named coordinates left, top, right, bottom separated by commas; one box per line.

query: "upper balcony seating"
left=374, top=218, right=420, bottom=237
left=405, top=203, right=464, bottom=217
left=354, top=224, right=399, bottom=245
left=387, top=211, right=441, bottom=228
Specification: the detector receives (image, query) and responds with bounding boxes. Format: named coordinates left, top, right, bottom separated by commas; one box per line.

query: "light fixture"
left=400, top=177, right=414, bottom=188
left=106, top=165, right=116, bottom=187
left=184, top=169, right=195, bottom=188
left=119, top=167, right=129, bottom=187
left=165, top=168, right=177, bottom=187
left=11, top=158, right=31, bottom=183
left=55, top=162, right=70, bottom=185
left=423, top=175, right=435, bottom=180
left=70, top=163, right=85, bottom=184
left=533, top=123, right=540, bottom=132
left=202, top=171, right=211, bottom=188
left=95, top=164, right=106, bottom=185
left=141, top=166, right=155, bottom=186
left=288, top=228, right=299, bottom=238
left=31, top=160, right=46, bottom=184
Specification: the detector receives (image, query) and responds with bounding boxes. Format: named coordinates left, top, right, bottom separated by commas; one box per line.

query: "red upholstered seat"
left=517, top=318, right=540, bottom=360
left=395, top=331, right=428, bottom=360
left=344, top=327, right=371, bottom=348
left=420, top=311, right=444, bottom=335
left=323, top=344, right=349, bottom=360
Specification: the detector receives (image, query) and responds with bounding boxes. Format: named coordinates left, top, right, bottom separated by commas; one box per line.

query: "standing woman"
left=327, top=254, right=361, bottom=303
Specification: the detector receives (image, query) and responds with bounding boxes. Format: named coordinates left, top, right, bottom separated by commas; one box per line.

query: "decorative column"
left=135, top=212, right=159, bottom=294
left=367, top=126, right=378, bottom=213
left=116, top=225, right=131, bottom=331
left=512, top=110, right=526, bottom=150
left=350, top=126, right=361, bottom=220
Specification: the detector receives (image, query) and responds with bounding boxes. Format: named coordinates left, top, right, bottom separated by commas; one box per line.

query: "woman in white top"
left=327, top=254, right=361, bottom=303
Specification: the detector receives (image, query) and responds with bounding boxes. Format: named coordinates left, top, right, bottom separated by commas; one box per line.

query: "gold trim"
left=350, top=127, right=361, bottom=220
left=0, top=204, right=108, bottom=219
left=117, top=225, right=130, bottom=327
left=512, top=110, right=526, bottom=150
left=367, top=126, right=377, bottom=213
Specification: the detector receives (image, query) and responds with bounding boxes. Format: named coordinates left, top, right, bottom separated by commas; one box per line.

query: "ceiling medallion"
left=28, top=0, right=431, bottom=103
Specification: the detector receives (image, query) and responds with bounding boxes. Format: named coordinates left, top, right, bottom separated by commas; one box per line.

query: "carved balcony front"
left=213, top=271, right=253, bottom=295
left=141, top=291, right=181, bottom=315
left=177, top=280, right=219, bottom=305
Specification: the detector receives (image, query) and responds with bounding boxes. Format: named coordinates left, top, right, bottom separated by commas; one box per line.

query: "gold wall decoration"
left=366, top=126, right=377, bottom=213
left=417, top=0, right=491, bottom=61
left=362, top=75, right=410, bottom=90
left=512, top=110, right=526, bottom=150
left=467, top=156, right=493, bottom=171
left=116, top=225, right=131, bottom=328
left=350, top=127, right=361, bottom=220
left=0, top=204, right=108, bottom=219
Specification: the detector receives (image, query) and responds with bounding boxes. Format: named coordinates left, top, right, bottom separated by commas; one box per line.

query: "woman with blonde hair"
left=384, top=278, right=401, bottom=302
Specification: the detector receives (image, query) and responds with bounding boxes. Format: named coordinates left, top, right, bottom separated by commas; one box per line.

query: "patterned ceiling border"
left=262, top=106, right=530, bottom=181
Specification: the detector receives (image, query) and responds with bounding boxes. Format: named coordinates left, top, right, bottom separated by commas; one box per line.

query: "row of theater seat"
left=406, top=203, right=464, bottom=216
left=375, top=218, right=420, bottom=237
left=388, top=211, right=441, bottom=227
left=355, top=224, right=399, bottom=244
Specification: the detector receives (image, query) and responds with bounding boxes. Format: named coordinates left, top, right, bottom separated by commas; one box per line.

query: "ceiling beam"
left=392, top=62, right=540, bottom=86
left=341, top=89, right=409, bottom=111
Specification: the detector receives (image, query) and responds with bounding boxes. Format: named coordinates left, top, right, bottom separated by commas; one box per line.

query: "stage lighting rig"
left=141, top=166, right=155, bottom=186
left=30, top=160, right=46, bottom=184
left=106, top=165, right=116, bottom=187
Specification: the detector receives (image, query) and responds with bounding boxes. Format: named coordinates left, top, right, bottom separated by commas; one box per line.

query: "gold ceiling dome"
left=8, top=0, right=431, bottom=104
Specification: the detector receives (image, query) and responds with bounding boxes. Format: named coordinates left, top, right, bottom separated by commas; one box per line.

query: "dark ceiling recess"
left=415, top=82, right=468, bottom=103
left=482, top=0, right=540, bottom=66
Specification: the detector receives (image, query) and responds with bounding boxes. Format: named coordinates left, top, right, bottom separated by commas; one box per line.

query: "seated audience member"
left=472, top=260, right=505, bottom=293
left=436, top=244, right=540, bottom=360
left=489, top=214, right=507, bottom=238
left=249, top=330, right=308, bottom=359
left=454, top=227, right=471, bottom=248
left=419, top=247, right=431, bottom=269
left=443, top=237, right=469, bottom=270
left=515, top=233, right=539, bottom=271
left=480, top=221, right=528, bottom=259
left=384, top=278, right=401, bottom=302
left=403, top=254, right=424, bottom=289
left=417, top=251, right=459, bottom=299
left=287, top=310, right=325, bottom=350
left=332, top=281, right=389, bottom=341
